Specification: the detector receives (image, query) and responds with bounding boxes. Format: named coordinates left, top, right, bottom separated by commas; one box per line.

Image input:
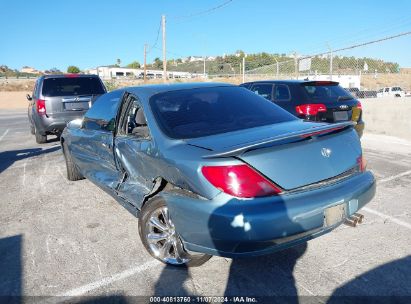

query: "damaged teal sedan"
left=61, top=83, right=376, bottom=266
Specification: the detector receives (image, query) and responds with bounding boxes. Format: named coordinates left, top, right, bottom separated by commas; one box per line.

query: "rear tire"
left=35, top=128, right=47, bottom=144
left=62, top=142, right=83, bottom=181
left=139, top=197, right=211, bottom=267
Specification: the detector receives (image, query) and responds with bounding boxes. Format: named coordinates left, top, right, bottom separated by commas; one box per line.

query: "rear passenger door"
left=272, top=84, right=294, bottom=113
left=113, top=94, right=152, bottom=208
left=28, top=78, right=40, bottom=125
left=249, top=83, right=274, bottom=101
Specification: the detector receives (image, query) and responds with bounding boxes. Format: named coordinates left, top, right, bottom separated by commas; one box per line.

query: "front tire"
left=62, top=142, right=83, bottom=181
left=139, top=197, right=211, bottom=267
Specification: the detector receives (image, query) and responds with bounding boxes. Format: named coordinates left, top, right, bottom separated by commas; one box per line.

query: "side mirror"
left=26, top=94, right=32, bottom=101
left=67, top=118, right=83, bottom=129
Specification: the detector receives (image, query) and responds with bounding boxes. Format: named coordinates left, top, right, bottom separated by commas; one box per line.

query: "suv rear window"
left=302, top=82, right=352, bottom=101
left=42, top=77, right=105, bottom=97
left=150, top=86, right=296, bottom=139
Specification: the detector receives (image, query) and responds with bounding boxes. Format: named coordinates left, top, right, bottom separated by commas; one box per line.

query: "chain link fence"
left=241, top=33, right=410, bottom=91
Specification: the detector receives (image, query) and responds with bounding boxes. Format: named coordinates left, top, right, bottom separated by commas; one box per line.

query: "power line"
left=147, top=18, right=162, bottom=53
left=303, top=16, right=411, bottom=55
left=247, top=30, right=411, bottom=73
left=153, top=46, right=185, bottom=58
left=306, top=30, right=411, bottom=60
left=169, top=0, right=234, bottom=22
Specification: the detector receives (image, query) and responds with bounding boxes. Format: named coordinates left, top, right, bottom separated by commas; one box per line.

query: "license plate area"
left=324, top=204, right=346, bottom=227
left=64, top=101, right=89, bottom=111
left=333, top=111, right=349, bottom=121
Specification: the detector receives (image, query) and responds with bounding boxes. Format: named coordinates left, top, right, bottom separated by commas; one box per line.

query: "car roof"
left=242, top=80, right=339, bottom=85
left=41, top=74, right=100, bottom=79
left=124, top=82, right=235, bottom=96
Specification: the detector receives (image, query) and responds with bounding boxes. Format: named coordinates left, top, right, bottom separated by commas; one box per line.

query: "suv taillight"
left=36, top=99, right=46, bottom=115
left=356, top=101, right=362, bottom=110
left=201, top=164, right=282, bottom=198
left=357, top=155, right=367, bottom=172
left=295, top=104, right=327, bottom=116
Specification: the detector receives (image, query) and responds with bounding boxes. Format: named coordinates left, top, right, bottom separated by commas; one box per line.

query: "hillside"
left=165, top=52, right=400, bottom=75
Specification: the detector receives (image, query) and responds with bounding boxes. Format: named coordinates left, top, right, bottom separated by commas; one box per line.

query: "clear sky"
left=1, top=0, right=411, bottom=71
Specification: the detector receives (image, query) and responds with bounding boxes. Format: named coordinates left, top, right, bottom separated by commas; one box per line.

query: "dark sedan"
left=240, top=80, right=365, bottom=137
left=61, top=83, right=375, bottom=266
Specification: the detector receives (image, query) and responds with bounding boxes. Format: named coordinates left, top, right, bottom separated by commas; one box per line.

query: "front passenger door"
left=70, top=90, right=123, bottom=190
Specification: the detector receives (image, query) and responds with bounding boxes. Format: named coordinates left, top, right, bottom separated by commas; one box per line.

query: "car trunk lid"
left=188, top=120, right=361, bottom=190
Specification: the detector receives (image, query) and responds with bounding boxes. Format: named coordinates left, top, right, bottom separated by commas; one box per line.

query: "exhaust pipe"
left=344, top=213, right=364, bottom=227
left=352, top=213, right=364, bottom=223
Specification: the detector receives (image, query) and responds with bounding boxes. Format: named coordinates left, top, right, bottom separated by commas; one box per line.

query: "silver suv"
left=27, top=74, right=106, bottom=143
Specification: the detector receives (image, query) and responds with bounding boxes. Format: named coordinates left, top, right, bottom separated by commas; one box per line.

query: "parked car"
left=344, top=87, right=377, bottom=99
left=27, top=74, right=106, bottom=143
left=240, top=80, right=364, bottom=137
left=377, top=86, right=405, bottom=98
left=61, top=83, right=376, bottom=266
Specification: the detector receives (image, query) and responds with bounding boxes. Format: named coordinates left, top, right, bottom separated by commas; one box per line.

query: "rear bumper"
left=34, top=112, right=86, bottom=135
left=164, top=171, right=376, bottom=258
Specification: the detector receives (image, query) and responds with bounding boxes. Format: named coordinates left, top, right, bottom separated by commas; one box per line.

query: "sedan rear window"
left=302, top=83, right=352, bottom=101
left=150, top=86, right=297, bottom=139
left=42, top=77, right=105, bottom=97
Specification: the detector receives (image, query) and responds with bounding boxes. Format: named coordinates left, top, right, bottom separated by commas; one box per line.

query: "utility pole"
left=162, top=14, right=167, bottom=81
left=294, top=52, right=298, bottom=79
left=143, top=44, right=147, bottom=83
left=329, top=48, right=333, bottom=81
left=242, top=56, right=245, bottom=83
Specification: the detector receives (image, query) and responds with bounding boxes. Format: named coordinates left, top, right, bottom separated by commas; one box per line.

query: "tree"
left=153, top=57, right=163, bottom=69
left=67, top=66, right=80, bottom=73
left=126, top=61, right=141, bottom=69
left=116, top=58, right=121, bottom=67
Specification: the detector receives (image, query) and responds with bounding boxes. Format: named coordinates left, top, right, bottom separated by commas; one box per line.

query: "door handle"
left=102, top=142, right=111, bottom=149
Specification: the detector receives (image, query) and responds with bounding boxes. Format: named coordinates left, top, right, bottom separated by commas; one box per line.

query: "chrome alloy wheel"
left=145, top=206, right=190, bottom=265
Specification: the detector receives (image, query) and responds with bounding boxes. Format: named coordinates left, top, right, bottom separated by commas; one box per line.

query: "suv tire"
left=35, top=128, right=47, bottom=144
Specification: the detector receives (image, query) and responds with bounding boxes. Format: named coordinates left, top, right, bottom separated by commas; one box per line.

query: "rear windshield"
left=150, top=86, right=297, bottom=139
left=302, top=83, right=352, bottom=101
left=42, top=77, right=105, bottom=97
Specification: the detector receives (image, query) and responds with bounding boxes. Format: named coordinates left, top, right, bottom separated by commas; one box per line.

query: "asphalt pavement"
left=0, top=109, right=410, bottom=302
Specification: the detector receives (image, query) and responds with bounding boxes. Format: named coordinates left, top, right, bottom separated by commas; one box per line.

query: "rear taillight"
left=356, top=101, right=362, bottom=110
left=36, top=99, right=46, bottom=115
left=295, top=104, right=327, bottom=116
left=201, top=164, right=282, bottom=198
left=357, top=155, right=367, bottom=172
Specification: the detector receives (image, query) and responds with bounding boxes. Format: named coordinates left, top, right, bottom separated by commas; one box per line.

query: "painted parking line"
left=56, top=260, right=159, bottom=297
left=0, top=129, right=9, bottom=141
left=363, top=207, right=411, bottom=230
left=378, top=170, right=411, bottom=184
